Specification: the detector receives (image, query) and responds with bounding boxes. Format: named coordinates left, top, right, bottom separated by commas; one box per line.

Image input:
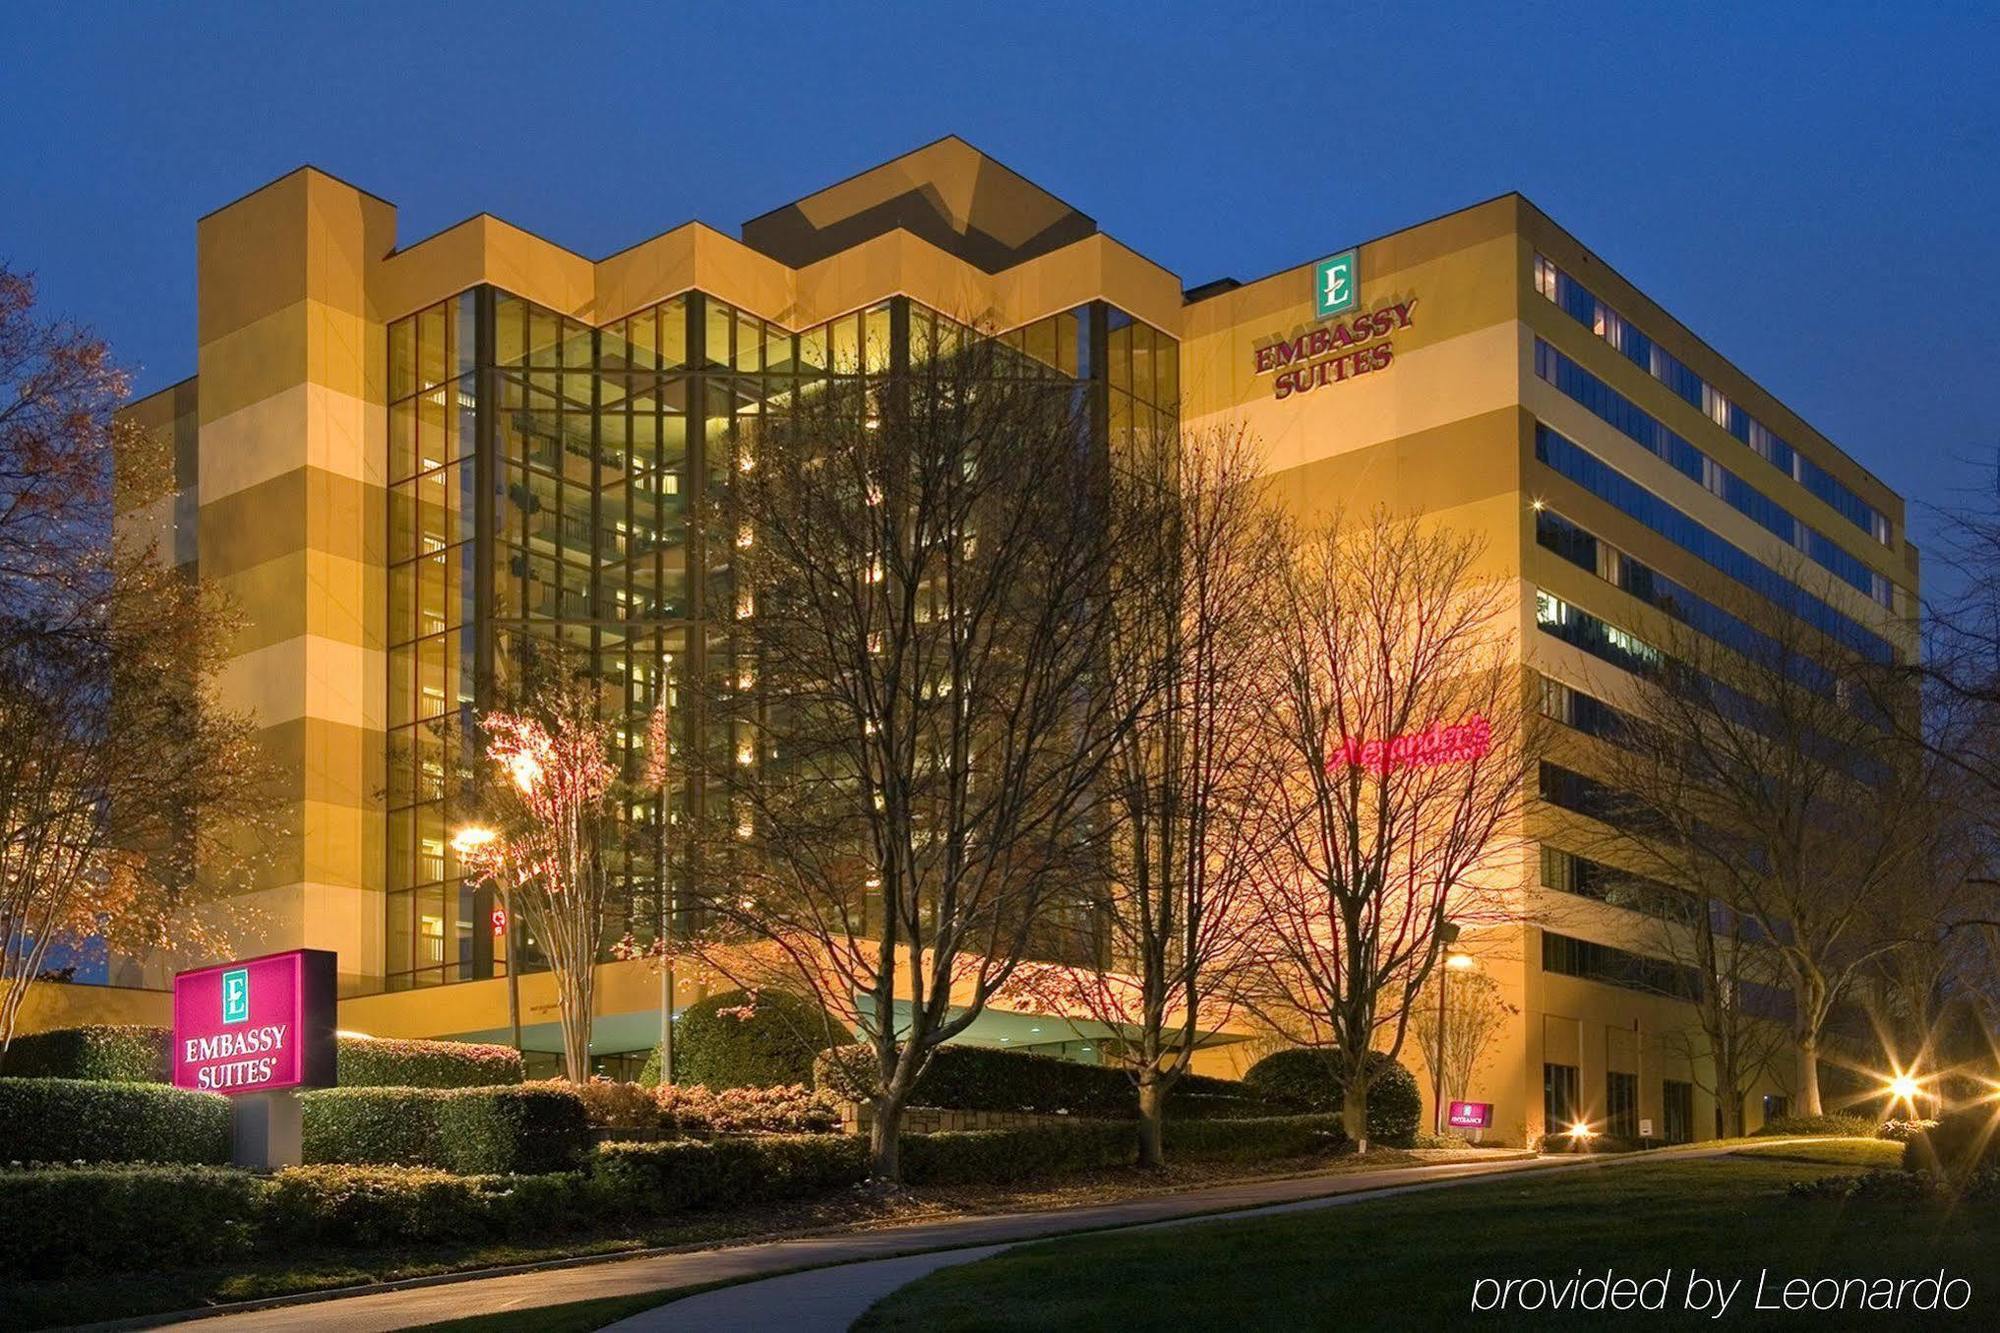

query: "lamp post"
left=1433, top=923, right=1476, bottom=1135
left=451, top=823, right=522, bottom=1053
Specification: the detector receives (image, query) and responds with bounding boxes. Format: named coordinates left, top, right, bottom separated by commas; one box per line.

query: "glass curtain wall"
left=383, top=291, right=1176, bottom=991
left=386, top=294, right=482, bottom=988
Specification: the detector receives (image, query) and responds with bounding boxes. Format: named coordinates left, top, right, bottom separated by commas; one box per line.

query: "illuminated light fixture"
left=1889, top=1074, right=1921, bottom=1101
left=335, top=1029, right=374, bottom=1040
left=1446, top=951, right=1477, bottom=971
left=1568, top=1121, right=1595, bottom=1140
left=1531, top=498, right=1546, bottom=511
left=1030, top=1027, right=1042, bottom=1034
left=450, top=824, right=498, bottom=855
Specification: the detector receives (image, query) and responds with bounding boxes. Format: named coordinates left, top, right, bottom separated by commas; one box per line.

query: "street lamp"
left=451, top=822, right=522, bottom=1053
left=1433, top=923, right=1477, bottom=1135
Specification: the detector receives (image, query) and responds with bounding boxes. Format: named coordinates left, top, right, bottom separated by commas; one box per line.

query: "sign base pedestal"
left=232, top=1089, right=302, bottom=1168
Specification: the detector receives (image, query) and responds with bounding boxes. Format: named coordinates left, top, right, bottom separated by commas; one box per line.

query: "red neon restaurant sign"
left=172, top=948, right=337, bottom=1094
left=1331, top=715, right=1492, bottom=774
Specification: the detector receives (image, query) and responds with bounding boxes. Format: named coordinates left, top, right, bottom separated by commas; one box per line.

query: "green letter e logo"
left=222, top=968, right=250, bottom=1024
left=1313, top=249, right=1358, bottom=319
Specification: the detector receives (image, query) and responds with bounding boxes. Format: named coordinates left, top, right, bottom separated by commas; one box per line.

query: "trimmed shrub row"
left=0, top=1078, right=230, bottom=1165
left=0, top=1111, right=1351, bottom=1277
left=2, top=1025, right=170, bottom=1082
left=2, top=1026, right=524, bottom=1089
left=301, top=1084, right=592, bottom=1173
left=1241, top=1049, right=1423, bottom=1148
left=1754, top=1112, right=1877, bottom=1138
left=815, top=1043, right=1279, bottom=1119
left=337, top=1036, right=524, bottom=1088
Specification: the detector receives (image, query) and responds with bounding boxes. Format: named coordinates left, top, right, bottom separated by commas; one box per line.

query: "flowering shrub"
left=655, top=1082, right=843, bottom=1137
left=1876, top=1118, right=1938, bottom=1143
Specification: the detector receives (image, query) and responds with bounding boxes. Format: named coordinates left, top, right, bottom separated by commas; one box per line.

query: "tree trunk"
left=1796, top=1035, right=1822, bottom=1116
left=869, top=1095, right=905, bottom=1183
left=1137, top=1077, right=1167, bottom=1169
left=556, top=963, right=594, bottom=1082
left=1343, top=1076, right=1371, bottom=1153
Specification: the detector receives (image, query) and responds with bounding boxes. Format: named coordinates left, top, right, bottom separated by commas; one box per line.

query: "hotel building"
left=76, top=138, right=1914, bottom=1143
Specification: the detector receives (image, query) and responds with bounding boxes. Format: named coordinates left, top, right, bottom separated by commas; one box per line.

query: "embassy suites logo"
left=1253, top=247, right=1417, bottom=399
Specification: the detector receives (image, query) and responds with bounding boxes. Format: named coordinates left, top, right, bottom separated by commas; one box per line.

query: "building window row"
left=1539, top=842, right=1693, bottom=923
left=1535, top=588, right=1662, bottom=677
left=1533, top=255, right=1892, bottom=547
left=1534, top=343, right=1892, bottom=609
left=1540, top=928, right=1699, bottom=1001
left=1535, top=425, right=1895, bottom=662
left=1535, top=506, right=1849, bottom=694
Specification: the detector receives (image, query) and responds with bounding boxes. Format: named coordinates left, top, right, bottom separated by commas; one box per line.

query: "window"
left=1763, top=1093, right=1790, bottom=1124
left=1539, top=677, right=1628, bottom=742
left=1663, top=1080, right=1694, bottom=1144
left=1534, top=347, right=1893, bottom=609
left=1545, top=1063, right=1581, bottom=1133
left=1537, top=507, right=1840, bottom=691
left=1539, top=845, right=1691, bottom=922
left=1540, top=928, right=1699, bottom=1000
left=1535, top=590, right=1661, bottom=676
left=1533, top=254, right=1891, bottom=548
left=1535, top=424, right=1896, bottom=660
left=1607, top=1071, right=1639, bottom=1139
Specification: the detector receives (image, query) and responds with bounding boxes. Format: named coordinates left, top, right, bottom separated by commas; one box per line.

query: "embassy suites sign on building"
left=1252, top=248, right=1418, bottom=399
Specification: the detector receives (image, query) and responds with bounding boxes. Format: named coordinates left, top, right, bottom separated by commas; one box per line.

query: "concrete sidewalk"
left=131, top=1143, right=1774, bottom=1332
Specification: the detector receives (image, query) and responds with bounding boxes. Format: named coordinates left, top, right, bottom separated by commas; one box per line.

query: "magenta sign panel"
left=1447, top=1100, right=1493, bottom=1129
left=172, top=949, right=337, bottom=1094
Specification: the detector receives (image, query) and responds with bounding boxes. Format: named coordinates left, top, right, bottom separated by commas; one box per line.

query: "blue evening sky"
left=2, top=3, right=1995, bottom=554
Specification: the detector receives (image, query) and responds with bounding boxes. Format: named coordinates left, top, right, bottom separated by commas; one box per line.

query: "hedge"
left=302, top=1087, right=448, bottom=1166
left=3, top=1026, right=523, bottom=1090
left=0, top=1111, right=1353, bottom=1277
left=1, top=1025, right=169, bottom=1082
left=644, top=989, right=855, bottom=1089
left=1904, top=1107, right=2000, bottom=1178
left=0, top=1165, right=264, bottom=1276
left=1241, top=1049, right=1422, bottom=1147
left=0, top=1078, right=230, bottom=1165
left=815, top=1043, right=1276, bottom=1118
left=593, top=1135, right=869, bottom=1213
left=336, top=1036, right=524, bottom=1088
left=302, top=1085, right=593, bottom=1172
left=1754, top=1112, right=1876, bottom=1138
left=434, top=1084, right=593, bottom=1174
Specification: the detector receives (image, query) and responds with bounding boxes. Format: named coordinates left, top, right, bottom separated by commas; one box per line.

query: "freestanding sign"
left=1447, top=1100, right=1493, bottom=1130
left=174, top=948, right=336, bottom=1167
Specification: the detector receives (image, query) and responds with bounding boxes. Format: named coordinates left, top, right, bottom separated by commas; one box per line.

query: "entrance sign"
left=1313, top=249, right=1359, bottom=319
left=173, top=949, right=337, bottom=1094
left=1448, top=1100, right=1493, bottom=1129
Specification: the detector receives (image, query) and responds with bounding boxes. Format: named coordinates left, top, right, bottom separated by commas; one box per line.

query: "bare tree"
left=1245, top=510, right=1532, bottom=1150
left=0, top=268, right=276, bottom=1057
left=1580, top=576, right=1931, bottom=1116
left=995, top=424, right=1281, bottom=1166
left=688, top=322, right=1130, bottom=1182
left=1412, top=965, right=1517, bottom=1116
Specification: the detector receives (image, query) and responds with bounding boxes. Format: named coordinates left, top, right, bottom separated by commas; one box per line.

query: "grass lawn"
left=857, top=1142, right=1994, bottom=1331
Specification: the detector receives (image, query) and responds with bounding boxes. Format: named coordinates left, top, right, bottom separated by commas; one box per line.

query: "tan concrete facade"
left=100, top=144, right=1911, bottom=1140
